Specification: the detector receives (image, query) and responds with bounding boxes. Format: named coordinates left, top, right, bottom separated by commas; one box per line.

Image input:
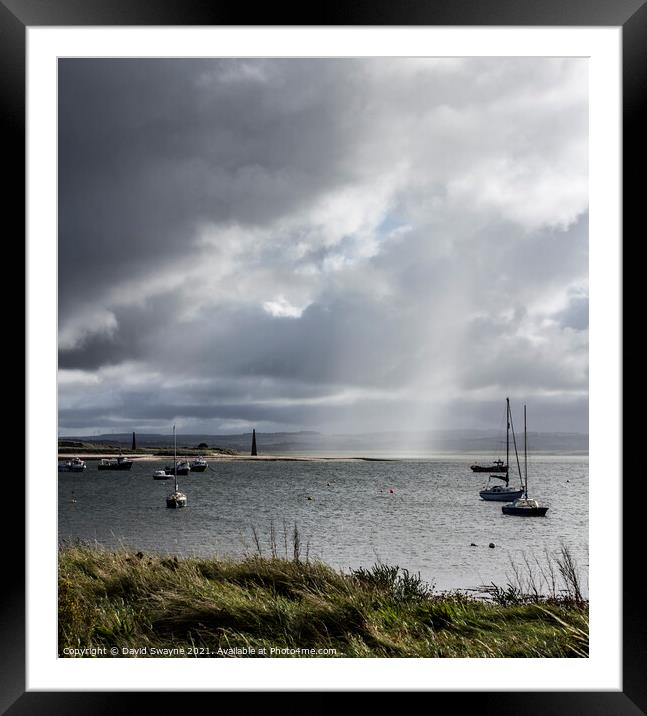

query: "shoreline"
left=58, top=452, right=587, bottom=463
left=58, top=453, right=396, bottom=463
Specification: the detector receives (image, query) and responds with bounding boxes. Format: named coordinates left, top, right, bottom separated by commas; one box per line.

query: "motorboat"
left=189, top=457, right=208, bottom=472
left=97, top=455, right=134, bottom=471
left=164, top=460, right=190, bottom=476
left=58, top=457, right=87, bottom=472
left=471, top=459, right=508, bottom=473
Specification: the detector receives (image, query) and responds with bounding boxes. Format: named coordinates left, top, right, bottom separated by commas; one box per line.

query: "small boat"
left=166, top=425, right=187, bottom=509
left=470, top=402, right=510, bottom=472
left=153, top=469, right=171, bottom=480
left=58, top=457, right=87, bottom=472
left=502, top=404, right=548, bottom=517
left=480, top=398, right=524, bottom=501
left=471, top=459, right=508, bottom=473
left=189, top=457, right=208, bottom=472
left=164, top=460, right=190, bottom=476
left=97, top=455, right=134, bottom=471
left=178, top=460, right=191, bottom=474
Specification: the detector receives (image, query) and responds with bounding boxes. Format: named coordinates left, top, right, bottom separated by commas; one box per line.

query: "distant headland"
left=58, top=428, right=588, bottom=459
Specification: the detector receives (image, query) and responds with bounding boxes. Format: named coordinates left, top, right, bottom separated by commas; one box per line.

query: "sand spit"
left=59, top=453, right=395, bottom=463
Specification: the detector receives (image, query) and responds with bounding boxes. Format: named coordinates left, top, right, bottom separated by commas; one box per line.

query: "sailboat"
left=502, top=404, right=548, bottom=516
left=479, top=398, right=524, bottom=501
left=166, top=425, right=187, bottom=508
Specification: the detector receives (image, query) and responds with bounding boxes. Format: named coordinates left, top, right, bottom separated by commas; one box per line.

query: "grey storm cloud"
left=58, top=57, right=589, bottom=435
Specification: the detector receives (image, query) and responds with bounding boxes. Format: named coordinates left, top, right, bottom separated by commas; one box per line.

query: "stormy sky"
left=58, top=58, right=588, bottom=436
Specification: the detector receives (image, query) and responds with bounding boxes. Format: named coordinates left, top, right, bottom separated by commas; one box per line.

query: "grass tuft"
left=59, top=542, right=588, bottom=658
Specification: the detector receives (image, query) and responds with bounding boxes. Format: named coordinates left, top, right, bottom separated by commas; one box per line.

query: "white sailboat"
left=166, top=425, right=187, bottom=508
left=502, top=404, right=548, bottom=517
left=479, top=398, right=524, bottom=501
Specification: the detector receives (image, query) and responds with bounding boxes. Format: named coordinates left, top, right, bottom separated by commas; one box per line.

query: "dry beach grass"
left=59, top=541, right=588, bottom=658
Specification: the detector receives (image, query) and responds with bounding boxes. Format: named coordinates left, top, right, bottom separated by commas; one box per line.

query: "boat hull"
left=58, top=460, right=87, bottom=472
left=480, top=489, right=524, bottom=501
left=471, top=465, right=508, bottom=473
left=190, top=464, right=207, bottom=472
left=97, top=462, right=133, bottom=471
left=166, top=494, right=187, bottom=508
left=502, top=505, right=548, bottom=516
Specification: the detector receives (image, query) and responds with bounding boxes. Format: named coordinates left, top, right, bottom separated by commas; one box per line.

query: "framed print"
left=7, top=0, right=637, bottom=711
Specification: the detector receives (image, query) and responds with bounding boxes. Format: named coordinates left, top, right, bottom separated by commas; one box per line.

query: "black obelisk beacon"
left=251, top=429, right=257, bottom=456
left=131, top=431, right=137, bottom=451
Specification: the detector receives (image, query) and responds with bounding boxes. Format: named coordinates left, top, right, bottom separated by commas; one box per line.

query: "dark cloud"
left=58, top=59, right=372, bottom=316
left=58, top=58, right=588, bottom=436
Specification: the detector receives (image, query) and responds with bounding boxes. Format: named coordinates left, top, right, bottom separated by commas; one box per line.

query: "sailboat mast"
left=509, top=406, right=523, bottom=485
left=506, top=397, right=510, bottom=469
left=173, top=424, right=178, bottom=492
left=524, top=404, right=528, bottom=497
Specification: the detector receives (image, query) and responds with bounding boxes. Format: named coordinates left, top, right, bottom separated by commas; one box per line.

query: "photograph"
left=56, top=55, right=591, bottom=660
left=9, top=6, right=636, bottom=706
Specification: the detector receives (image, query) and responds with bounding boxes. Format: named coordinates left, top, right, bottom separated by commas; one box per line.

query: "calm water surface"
left=58, top=456, right=588, bottom=592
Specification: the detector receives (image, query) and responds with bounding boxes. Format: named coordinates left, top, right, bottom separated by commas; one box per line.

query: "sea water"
left=58, top=455, right=588, bottom=593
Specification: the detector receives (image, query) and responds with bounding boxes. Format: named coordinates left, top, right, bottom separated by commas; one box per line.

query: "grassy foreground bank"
left=59, top=544, right=588, bottom=658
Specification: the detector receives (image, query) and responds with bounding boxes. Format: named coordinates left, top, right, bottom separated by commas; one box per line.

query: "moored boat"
left=501, top=404, right=548, bottom=517
left=166, top=425, right=187, bottom=509
left=58, top=457, right=87, bottom=472
left=189, top=457, right=208, bottom=472
left=480, top=398, right=524, bottom=501
left=164, top=460, right=190, bottom=476
left=502, top=497, right=549, bottom=516
left=97, top=455, right=134, bottom=471
left=166, top=490, right=187, bottom=508
left=471, top=459, right=508, bottom=473
left=480, top=480, right=524, bottom=502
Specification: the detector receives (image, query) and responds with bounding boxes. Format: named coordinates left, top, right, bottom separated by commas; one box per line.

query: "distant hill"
left=59, top=430, right=588, bottom=456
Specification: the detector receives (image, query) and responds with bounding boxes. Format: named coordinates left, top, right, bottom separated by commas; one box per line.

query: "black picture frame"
left=7, top=0, right=636, bottom=711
